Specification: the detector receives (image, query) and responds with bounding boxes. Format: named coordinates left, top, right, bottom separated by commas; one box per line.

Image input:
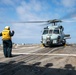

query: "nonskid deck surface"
left=0, top=44, right=76, bottom=75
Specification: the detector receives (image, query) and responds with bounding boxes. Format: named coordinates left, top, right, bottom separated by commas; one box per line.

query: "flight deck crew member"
left=0, top=26, right=14, bottom=57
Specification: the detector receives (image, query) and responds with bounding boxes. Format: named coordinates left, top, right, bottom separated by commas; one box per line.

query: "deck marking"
left=12, top=52, right=76, bottom=56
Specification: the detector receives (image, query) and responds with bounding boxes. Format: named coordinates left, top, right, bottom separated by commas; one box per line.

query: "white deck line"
left=12, top=52, right=76, bottom=57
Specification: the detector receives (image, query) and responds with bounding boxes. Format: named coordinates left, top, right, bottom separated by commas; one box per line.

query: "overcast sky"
left=0, top=0, right=76, bottom=44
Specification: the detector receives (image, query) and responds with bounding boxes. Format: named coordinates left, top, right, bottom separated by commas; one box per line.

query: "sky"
left=0, top=0, right=76, bottom=44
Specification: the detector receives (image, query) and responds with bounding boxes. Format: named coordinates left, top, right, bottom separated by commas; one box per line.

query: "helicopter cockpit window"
left=43, top=30, right=48, bottom=34
left=53, top=30, right=59, bottom=34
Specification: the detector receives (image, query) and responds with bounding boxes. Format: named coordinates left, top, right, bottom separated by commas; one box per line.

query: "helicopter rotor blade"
left=0, top=19, right=61, bottom=24
left=0, top=19, right=65, bottom=25
left=0, top=21, right=48, bottom=23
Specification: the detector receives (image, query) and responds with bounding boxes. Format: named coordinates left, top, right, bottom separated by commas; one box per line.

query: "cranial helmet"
left=5, top=26, right=10, bottom=30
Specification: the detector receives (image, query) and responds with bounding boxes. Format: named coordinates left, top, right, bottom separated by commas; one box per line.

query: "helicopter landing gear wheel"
left=62, top=39, right=66, bottom=46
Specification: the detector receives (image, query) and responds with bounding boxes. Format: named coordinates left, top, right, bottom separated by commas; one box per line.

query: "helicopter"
left=40, top=19, right=70, bottom=47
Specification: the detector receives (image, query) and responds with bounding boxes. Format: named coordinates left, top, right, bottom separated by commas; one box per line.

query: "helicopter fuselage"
left=41, top=25, right=66, bottom=46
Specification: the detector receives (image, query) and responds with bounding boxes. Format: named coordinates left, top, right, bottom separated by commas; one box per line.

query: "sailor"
left=0, top=26, right=15, bottom=57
